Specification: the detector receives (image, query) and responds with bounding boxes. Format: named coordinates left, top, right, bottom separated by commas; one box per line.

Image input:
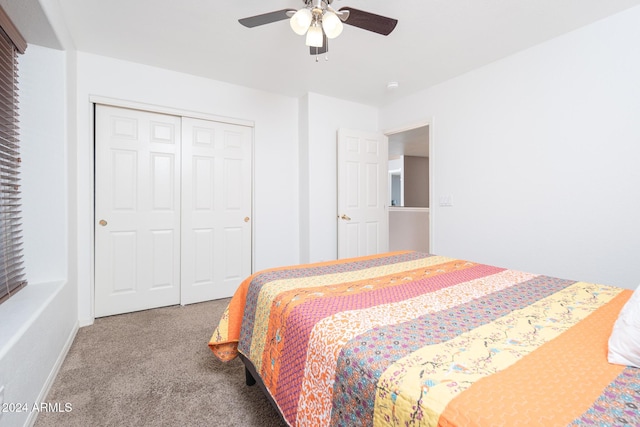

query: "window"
left=0, top=6, right=26, bottom=304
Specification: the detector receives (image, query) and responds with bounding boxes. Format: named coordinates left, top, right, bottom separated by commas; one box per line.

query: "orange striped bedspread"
left=209, top=251, right=638, bottom=427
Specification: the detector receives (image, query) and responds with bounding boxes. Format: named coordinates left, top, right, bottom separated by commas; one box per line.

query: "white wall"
left=73, top=52, right=300, bottom=324
left=0, top=44, right=77, bottom=427
left=381, top=6, right=640, bottom=289
left=20, top=45, right=68, bottom=282
left=298, top=95, right=310, bottom=263
left=299, top=93, right=379, bottom=263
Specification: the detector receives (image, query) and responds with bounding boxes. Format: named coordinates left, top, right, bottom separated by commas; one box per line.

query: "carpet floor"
left=34, top=299, right=286, bottom=427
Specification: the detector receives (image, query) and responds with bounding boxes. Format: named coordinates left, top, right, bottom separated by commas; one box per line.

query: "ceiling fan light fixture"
left=305, top=23, right=324, bottom=47
left=322, top=11, right=343, bottom=39
left=239, top=3, right=398, bottom=57
left=290, top=8, right=312, bottom=35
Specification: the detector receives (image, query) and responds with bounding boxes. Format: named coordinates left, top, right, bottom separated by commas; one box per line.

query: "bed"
left=208, top=251, right=639, bottom=426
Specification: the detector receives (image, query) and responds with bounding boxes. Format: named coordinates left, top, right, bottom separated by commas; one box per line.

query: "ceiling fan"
left=239, top=0, right=398, bottom=56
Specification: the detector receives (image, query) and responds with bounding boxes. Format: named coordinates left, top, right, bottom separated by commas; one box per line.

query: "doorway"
left=386, top=124, right=430, bottom=253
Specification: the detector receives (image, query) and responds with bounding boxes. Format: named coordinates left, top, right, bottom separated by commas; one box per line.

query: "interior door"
left=94, top=105, right=181, bottom=317
left=180, top=117, right=253, bottom=304
left=337, top=128, right=389, bottom=258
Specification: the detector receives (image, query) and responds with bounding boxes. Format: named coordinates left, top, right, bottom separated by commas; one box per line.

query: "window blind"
left=0, top=6, right=26, bottom=304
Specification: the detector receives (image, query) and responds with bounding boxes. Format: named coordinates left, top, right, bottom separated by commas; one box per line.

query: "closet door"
left=94, top=105, right=181, bottom=317
left=180, top=117, right=252, bottom=304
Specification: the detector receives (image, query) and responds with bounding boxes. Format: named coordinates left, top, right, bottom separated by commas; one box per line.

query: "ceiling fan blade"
left=338, top=7, right=398, bottom=36
left=239, top=9, right=296, bottom=28
left=309, top=34, right=328, bottom=55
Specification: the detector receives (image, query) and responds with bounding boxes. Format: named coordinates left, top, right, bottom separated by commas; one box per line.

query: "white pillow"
left=608, top=284, right=640, bottom=368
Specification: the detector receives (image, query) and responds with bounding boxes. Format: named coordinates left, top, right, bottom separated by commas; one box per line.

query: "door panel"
left=224, top=227, right=244, bottom=279
left=95, top=105, right=181, bottom=317
left=111, top=231, right=136, bottom=293
left=112, top=150, right=137, bottom=209
left=337, top=128, right=388, bottom=259
left=193, top=229, right=214, bottom=283
left=181, top=117, right=252, bottom=304
left=151, top=153, right=175, bottom=210
left=366, top=163, right=379, bottom=206
left=151, top=230, right=175, bottom=289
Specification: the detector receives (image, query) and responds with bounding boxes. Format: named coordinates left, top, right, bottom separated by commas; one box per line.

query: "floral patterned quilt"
left=209, top=251, right=639, bottom=427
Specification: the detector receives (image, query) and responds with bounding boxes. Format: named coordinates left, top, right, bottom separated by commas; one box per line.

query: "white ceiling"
left=6, top=0, right=640, bottom=107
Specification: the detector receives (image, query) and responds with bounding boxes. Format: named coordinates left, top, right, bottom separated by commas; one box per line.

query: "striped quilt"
left=209, top=251, right=639, bottom=427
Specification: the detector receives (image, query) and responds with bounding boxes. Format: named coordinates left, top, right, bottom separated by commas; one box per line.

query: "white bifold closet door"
left=94, top=105, right=252, bottom=318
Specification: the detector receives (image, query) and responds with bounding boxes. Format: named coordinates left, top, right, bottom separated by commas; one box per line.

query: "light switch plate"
left=439, top=195, right=453, bottom=207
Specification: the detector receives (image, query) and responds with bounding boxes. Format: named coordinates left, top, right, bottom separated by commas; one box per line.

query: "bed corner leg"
left=245, top=367, right=256, bottom=386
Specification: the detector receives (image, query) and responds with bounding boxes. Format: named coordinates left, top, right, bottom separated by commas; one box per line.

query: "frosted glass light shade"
left=305, top=24, right=323, bottom=47
left=290, top=9, right=312, bottom=35
left=322, top=11, right=343, bottom=39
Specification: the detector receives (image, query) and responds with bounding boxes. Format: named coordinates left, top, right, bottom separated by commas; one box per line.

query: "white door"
left=95, top=105, right=181, bottom=317
left=337, top=128, right=389, bottom=258
left=180, top=117, right=252, bottom=304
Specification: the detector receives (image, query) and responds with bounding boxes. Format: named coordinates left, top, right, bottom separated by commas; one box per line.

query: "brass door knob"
left=244, top=217, right=250, bottom=223
left=339, top=214, right=351, bottom=221
left=99, top=219, right=108, bottom=226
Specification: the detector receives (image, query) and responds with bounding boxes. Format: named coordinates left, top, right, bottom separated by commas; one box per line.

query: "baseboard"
left=78, top=317, right=94, bottom=328
left=25, top=320, right=79, bottom=427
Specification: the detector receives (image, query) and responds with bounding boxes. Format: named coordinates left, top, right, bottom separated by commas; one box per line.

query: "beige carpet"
left=35, top=299, right=286, bottom=427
